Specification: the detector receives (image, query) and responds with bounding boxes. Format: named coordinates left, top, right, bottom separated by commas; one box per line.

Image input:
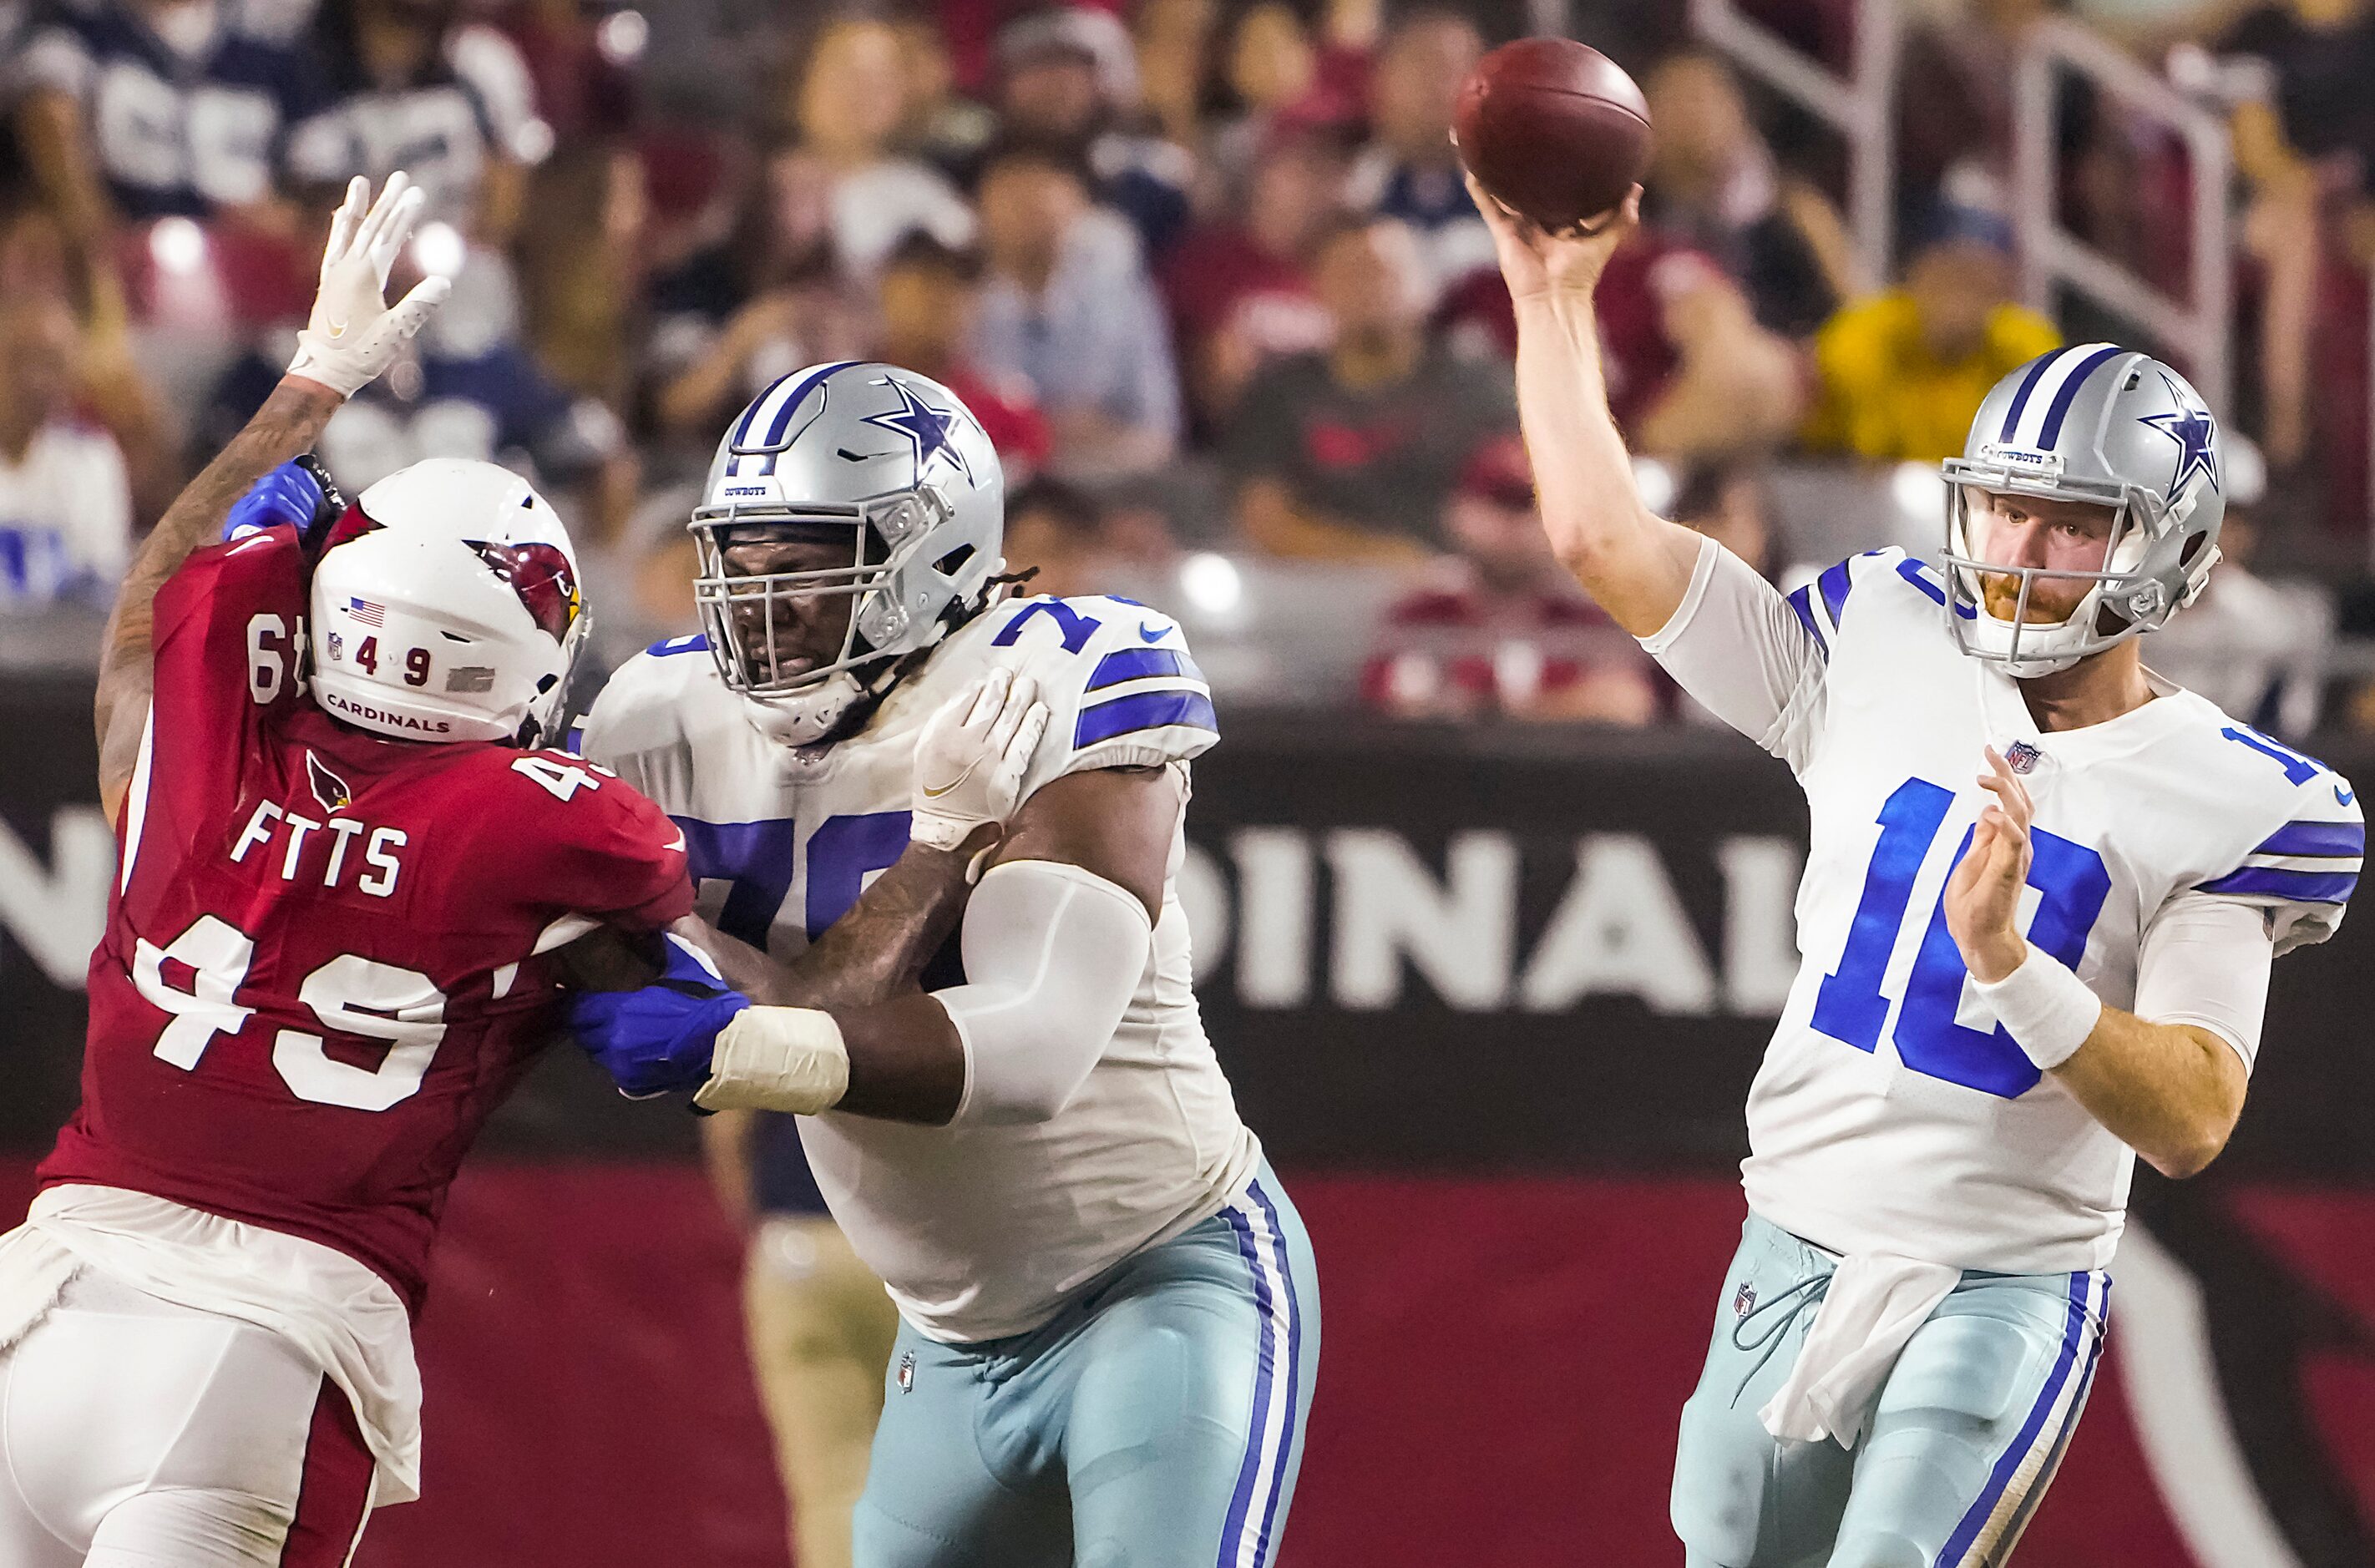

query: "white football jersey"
left=1648, top=541, right=2361, bottom=1274
left=582, top=594, right=1261, bottom=1341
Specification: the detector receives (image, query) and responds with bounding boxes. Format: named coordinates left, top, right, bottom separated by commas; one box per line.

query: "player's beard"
left=1978, top=570, right=2085, bottom=625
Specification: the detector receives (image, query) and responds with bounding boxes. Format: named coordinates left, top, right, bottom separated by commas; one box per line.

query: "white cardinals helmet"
left=308, top=458, right=586, bottom=745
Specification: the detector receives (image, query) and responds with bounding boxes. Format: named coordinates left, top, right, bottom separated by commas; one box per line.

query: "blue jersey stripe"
left=1816, top=558, right=1853, bottom=630
left=2197, top=866, right=2359, bottom=903
left=1785, top=584, right=1828, bottom=655
left=2035, top=345, right=2127, bottom=448
left=1896, top=558, right=1947, bottom=605
left=1074, top=688, right=1218, bottom=748
left=1086, top=645, right=1207, bottom=690
left=2252, top=819, right=2365, bottom=859
left=646, top=632, right=710, bottom=657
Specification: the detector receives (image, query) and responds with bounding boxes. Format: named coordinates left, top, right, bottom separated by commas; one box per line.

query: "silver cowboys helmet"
left=1941, top=342, right=2226, bottom=677
left=692, top=361, right=1004, bottom=743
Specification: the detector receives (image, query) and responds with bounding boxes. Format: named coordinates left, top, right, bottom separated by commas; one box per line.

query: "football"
left=1453, top=38, right=1652, bottom=231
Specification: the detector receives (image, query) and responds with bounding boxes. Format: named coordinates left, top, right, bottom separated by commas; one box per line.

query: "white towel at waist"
left=1760, top=1252, right=1961, bottom=1447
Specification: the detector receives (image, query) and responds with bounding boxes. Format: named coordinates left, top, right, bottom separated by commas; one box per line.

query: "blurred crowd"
left=1, top=0, right=2372, bottom=736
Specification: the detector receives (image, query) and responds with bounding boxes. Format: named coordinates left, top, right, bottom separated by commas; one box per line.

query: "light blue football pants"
left=852, top=1166, right=1319, bottom=1568
left=1671, top=1213, right=2109, bottom=1568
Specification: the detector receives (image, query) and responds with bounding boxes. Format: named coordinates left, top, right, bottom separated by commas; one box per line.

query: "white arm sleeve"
left=932, top=859, right=1152, bottom=1126
left=1639, top=537, right=1828, bottom=772
left=2132, top=891, right=2276, bottom=1071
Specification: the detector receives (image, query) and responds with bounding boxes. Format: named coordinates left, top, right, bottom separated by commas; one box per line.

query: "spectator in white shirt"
left=0, top=296, right=132, bottom=609
left=795, top=16, right=975, bottom=281
left=970, top=139, right=1181, bottom=482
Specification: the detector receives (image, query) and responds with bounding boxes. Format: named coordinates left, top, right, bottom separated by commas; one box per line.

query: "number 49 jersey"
left=1647, top=541, right=2361, bottom=1275
left=584, top=593, right=1261, bottom=1343
left=43, top=529, right=692, bottom=1312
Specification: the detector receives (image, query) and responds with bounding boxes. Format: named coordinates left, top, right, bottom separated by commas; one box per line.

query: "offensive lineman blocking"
left=1473, top=177, right=2357, bottom=1566
left=573, top=361, right=1319, bottom=1568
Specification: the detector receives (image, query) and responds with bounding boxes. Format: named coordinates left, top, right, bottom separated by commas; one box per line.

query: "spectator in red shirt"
left=875, top=231, right=1055, bottom=482
left=1161, top=129, right=1344, bottom=432
left=1363, top=433, right=1659, bottom=724
left=1437, top=225, right=1805, bottom=462
left=1204, top=2, right=1370, bottom=193
left=1229, top=213, right=1516, bottom=560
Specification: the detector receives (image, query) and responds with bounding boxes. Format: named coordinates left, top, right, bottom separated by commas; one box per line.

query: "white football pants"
left=0, top=1269, right=377, bottom=1568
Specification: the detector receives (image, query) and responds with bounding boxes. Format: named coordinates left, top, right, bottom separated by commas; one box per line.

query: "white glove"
left=911, top=668, right=1051, bottom=853
left=286, top=172, right=451, bottom=398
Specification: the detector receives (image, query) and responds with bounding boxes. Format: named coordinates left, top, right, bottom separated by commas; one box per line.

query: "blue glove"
left=566, top=935, right=752, bottom=1098
left=221, top=459, right=327, bottom=544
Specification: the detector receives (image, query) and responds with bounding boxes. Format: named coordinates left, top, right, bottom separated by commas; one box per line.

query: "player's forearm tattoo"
left=95, top=377, right=344, bottom=759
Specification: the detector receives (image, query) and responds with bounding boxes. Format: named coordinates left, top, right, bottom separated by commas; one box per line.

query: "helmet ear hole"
left=934, top=544, right=976, bottom=577
left=856, top=594, right=909, bottom=649
left=2179, top=533, right=2208, bottom=568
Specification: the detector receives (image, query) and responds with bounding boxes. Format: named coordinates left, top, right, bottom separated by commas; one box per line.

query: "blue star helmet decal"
left=2138, top=374, right=2220, bottom=498
left=861, top=379, right=975, bottom=488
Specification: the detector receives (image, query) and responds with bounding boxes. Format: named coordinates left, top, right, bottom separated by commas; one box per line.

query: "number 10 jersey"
left=1645, top=540, right=2361, bottom=1273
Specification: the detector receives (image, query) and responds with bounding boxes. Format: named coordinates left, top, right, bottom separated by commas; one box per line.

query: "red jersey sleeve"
left=136, top=529, right=311, bottom=859
left=466, top=751, right=693, bottom=937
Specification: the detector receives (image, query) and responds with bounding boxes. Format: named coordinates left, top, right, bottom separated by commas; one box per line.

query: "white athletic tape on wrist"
left=1972, top=947, right=2103, bottom=1071
left=693, top=1007, right=849, bottom=1114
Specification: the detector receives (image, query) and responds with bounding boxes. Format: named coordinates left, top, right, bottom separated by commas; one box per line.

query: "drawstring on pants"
left=1729, top=1270, right=1831, bottom=1409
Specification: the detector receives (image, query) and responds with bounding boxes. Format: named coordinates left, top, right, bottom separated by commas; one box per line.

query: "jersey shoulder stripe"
left=2196, top=866, right=2357, bottom=903
left=1796, top=548, right=1917, bottom=654
left=2180, top=721, right=2362, bottom=950
left=963, top=594, right=1219, bottom=790
left=1817, top=556, right=1854, bottom=629
left=2252, top=819, right=2365, bottom=859
left=1785, top=584, right=1828, bottom=658
left=2197, top=816, right=2363, bottom=903
left=1088, top=645, right=1204, bottom=690
left=1076, top=686, right=1218, bottom=748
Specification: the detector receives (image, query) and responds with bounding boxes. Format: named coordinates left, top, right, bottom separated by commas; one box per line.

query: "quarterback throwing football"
left=1474, top=178, right=2357, bottom=1566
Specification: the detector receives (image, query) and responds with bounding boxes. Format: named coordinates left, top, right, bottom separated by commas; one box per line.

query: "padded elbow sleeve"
left=932, top=859, right=1152, bottom=1126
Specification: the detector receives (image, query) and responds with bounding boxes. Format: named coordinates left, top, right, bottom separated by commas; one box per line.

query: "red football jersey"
left=42, top=529, right=692, bottom=1310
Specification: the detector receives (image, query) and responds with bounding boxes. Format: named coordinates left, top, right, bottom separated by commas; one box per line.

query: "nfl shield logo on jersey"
left=898, top=1351, right=916, bottom=1394
left=1733, top=1282, right=1757, bottom=1319
left=2005, top=740, right=2043, bottom=775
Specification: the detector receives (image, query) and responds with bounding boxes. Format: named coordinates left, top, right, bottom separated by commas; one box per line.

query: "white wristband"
left=1972, top=948, right=2103, bottom=1071
left=693, top=1007, right=849, bottom=1114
